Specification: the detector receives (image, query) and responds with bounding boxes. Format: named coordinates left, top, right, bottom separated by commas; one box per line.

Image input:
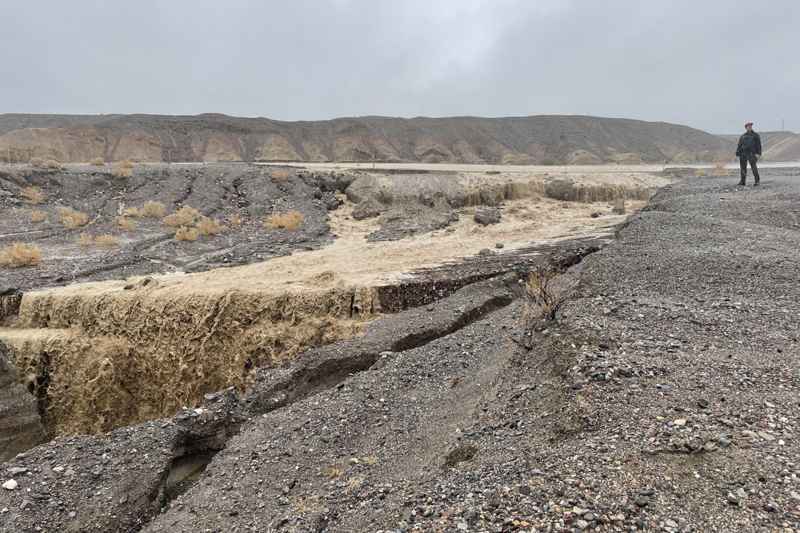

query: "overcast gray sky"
left=2, top=0, right=798, bottom=133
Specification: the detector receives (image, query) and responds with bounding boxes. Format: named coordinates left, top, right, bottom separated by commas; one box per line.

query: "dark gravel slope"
left=0, top=164, right=345, bottom=290
left=138, top=171, right=800, bottom=532
left=2, top=171, right=799, bottom=532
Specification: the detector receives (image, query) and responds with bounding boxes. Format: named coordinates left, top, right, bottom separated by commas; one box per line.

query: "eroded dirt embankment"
left=0, top=165, right=665, bottom=443
left=0, top=273, right=534, bottom=532
left=6, top=285, right=376, bottom=436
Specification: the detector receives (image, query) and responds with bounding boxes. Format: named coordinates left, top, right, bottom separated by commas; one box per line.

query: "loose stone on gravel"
left=474, top=207, right=501, bottom=225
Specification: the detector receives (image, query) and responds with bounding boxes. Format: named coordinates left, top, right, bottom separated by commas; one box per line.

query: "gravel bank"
left=2, top=170, right=799, bottom=532
left=143, top=172, right=799, bottom=532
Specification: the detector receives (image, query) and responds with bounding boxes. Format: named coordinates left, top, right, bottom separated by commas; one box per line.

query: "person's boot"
left=738, top=180, right=746, bottom=186
left=753, top=180, right=760, bottom=187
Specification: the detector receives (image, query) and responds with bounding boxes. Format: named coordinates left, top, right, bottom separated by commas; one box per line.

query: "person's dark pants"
left=739, top=154, right=760, bottom=184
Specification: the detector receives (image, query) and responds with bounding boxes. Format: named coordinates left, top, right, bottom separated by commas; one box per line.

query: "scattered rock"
left=444, top=444, right=478, bottom=467
left=352, top=199, right=383, bottom=220
left=474, top=208, right=501, bottom=226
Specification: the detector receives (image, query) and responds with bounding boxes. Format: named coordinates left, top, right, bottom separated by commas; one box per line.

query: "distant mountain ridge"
left=0, top=113, right=749, bottom=165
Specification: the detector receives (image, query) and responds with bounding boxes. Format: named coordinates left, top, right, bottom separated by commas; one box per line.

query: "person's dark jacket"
left=736, top=130, right=762, bottom=157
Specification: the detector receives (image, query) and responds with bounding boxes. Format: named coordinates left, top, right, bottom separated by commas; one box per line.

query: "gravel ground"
left=142, top=171, right=800, bottom=532
left=2, top=170, right=800, bottom=532
left=0, top=163, right=346, bottom=290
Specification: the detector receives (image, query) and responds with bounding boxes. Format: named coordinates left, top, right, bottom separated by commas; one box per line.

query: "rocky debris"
left=0, top=386, right=243, bottom=532
left=444, top=444, right=478, bottom=467
left=351, top=197, right=383, bottom=220
left=0, top=420, right=182, bottom=531
left=143, top=301, right=528, bottom=532
left=0, top=164, right=347, bottom=290
left=244, top=275, right=516, bottom=416
left=367, top=205, right=458, bottom=241
left=344, top=173, right=462, bottom=206
left=474, top=207, right=501, bottom=225
left=0, top=289, right=21, bottom=323
left=0, top=341, right=46, bottom=462
left=544, top=178, right=580, bottom=201
left=345, top=174, right=476, bottom=240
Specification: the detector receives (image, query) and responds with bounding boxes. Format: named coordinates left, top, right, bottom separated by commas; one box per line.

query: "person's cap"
left=745, top=121, right=754, bottom=127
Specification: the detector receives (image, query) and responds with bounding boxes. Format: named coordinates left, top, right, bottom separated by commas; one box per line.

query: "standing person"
left=735, top=122, right=762, bottom=186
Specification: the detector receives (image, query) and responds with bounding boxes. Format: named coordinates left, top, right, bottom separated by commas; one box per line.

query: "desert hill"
left=721, top=130, right=800, bottom=162
left=0, top=113, right=735, bottom=165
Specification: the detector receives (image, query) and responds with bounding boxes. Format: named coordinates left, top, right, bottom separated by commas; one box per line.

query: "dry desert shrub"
left=270, top=168, right=293, bottom=182
left=712, top=161, right=728, bottom=176
left=58, top=207, right=89, bottom=229
left=612, top=197, right=626, bottom=215
left=122, top=207, right=142, bottom=217
left=322, top=465, right=344, bottom=479
left=0, top=242, right=42, bottom=268
left=227, top=213, right=243, bottom=227
left=164, top=206, right=200, bottom=227
left=21, top=186, right=45, bottom=204
left=94, top=234, right=119, bottom=247
left=196, top=216, right=224, bottom=236
left=45, top=159, right=64, bottom=170
left=77, top=233, right=94, bottom=247
left=29, top=157, right=45, bottom=168
left=112, top=160, right=135, bottom=178
left=30, top=210, right=48, bottom=223
left=174, top=226, right=200, bottom=241
left=112, top=165, right=133, bottom=178
left=265, top=210, right=304, bottom=231
left=141, top=200, right=166, bottom=218
left=90, top=157, right=105, bottom=166
left=76, top=233, right=120, bottom=248
left=523, top=266, right=577, bottom=325
left=115, top=216, right=137, bottom=231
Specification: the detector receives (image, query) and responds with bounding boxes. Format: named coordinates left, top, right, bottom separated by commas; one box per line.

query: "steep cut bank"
left=0, top=113, right=733, bottom=165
